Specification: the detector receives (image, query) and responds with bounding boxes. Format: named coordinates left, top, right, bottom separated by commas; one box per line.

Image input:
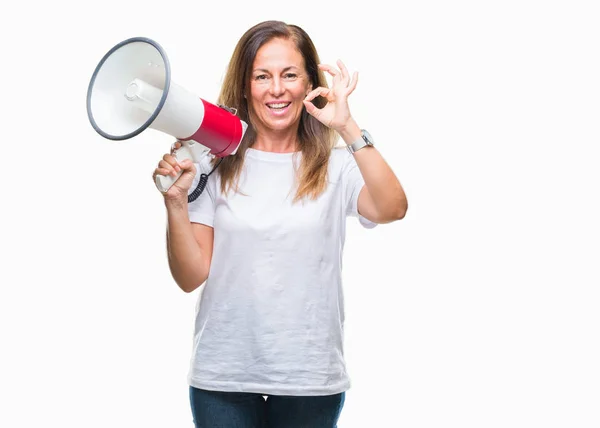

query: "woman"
left=153, top=20, right=407, bottom=428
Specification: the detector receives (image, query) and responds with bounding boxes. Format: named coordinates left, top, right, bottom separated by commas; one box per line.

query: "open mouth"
left=267, top=102, right=292, bottom=110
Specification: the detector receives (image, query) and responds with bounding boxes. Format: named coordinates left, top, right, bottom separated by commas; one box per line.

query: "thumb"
left=178, top=159, right=197, bottom=176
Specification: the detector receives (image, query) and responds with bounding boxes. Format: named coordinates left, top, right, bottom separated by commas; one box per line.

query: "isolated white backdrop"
left=2, top=0, right=599, bottom=427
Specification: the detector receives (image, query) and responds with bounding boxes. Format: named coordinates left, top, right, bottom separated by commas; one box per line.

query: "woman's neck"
left=252, top=127, right=300, bottom=153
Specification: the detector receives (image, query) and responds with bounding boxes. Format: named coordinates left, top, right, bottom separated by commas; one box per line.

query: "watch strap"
left=346, top=130, right=373, bottom=154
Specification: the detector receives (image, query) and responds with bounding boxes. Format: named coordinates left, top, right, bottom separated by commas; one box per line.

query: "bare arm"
left=154, top=143, right=214, bottom=293
left=165, top=200, right=214, bottom=293
left=303, top=60, right=407, bottom=224
left=339, top=120, right=408, bottom=223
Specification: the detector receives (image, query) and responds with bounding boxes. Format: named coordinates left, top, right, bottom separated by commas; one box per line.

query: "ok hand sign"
left=303, top=59, right=358, bottom=133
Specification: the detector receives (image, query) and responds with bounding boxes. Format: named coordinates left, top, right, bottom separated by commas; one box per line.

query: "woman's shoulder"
left=326, top=145, right=355, bottom=184
left=329, top=144, right=354, bottom=169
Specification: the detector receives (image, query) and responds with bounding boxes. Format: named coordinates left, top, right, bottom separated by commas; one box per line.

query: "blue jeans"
left=189, top=386, right=345, bottom=428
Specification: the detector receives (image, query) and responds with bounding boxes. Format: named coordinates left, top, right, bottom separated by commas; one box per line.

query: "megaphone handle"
left=155, top=141, right=201, bottom=193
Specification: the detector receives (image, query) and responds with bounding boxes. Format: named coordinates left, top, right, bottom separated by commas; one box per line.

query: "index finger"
left=318, top=63, right=340, bottom=78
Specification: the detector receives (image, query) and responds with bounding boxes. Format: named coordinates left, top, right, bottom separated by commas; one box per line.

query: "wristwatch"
left=347, top=129, right=375, bottom=154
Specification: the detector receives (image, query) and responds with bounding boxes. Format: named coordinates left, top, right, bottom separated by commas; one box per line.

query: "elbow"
left=179, top=282, right=195, bottom=293
left=383, top=190, right=408, bottom=222
left=381, top=201, right=408, bottom=223
left=171, top=266, right=208, bottom=293
left=178, top=276, right=206, bottom=294
left=169, top=258, right=210, bottom=293
left=396, top=203, right=408, bottom=220
left=396, top=196, right=408, bottom=220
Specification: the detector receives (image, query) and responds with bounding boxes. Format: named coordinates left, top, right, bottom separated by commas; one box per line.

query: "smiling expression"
left=249, top=37, right=312, bottom=134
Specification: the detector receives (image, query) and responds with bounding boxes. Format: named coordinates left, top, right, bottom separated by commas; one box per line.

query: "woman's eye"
left=255, top=75, right=269, bottom=81
left=284, top=73, right=297, bottom=80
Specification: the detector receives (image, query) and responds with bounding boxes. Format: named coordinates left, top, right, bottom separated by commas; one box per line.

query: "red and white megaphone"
left=86, top=37, right=248, bottom=192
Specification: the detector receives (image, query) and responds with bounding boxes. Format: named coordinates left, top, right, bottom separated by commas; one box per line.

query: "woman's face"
left=249, top=37, right=312, bottom=134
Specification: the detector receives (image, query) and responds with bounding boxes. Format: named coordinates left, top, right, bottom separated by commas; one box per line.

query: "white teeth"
left=268, top=103, right=290, bottom=109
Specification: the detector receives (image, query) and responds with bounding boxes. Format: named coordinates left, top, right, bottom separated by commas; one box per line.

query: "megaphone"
left=86, top=37, right=248, bottom=193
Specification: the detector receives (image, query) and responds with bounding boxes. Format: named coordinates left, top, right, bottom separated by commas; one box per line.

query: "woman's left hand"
left=303, top=59, right=358, bottom=133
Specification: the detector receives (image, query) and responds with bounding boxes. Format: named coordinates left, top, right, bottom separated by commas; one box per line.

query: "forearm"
left=339, top=120, right=408, bottom=220
left=165, top=201, right=209, bottom=292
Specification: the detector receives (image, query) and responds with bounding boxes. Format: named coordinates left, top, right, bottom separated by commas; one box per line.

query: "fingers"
left=319, top=61, right=347, bottom=82
left=318, top=63, right=340, bottom=80
left=303, top=87, right=331, bottom=117
left=319, top=63, right=338, bottom=74
left=153, top=154, right=196, bottom=179
left=336, top=60, right=348, bottom=81
left=304, top=86, right=330, bottom=102
left=153, top=141, right=183, bottom=179
left=318, top=61, right=358, bottom=93
left=152, top=141, right=199, bottom=196
left=348, top=71, right=359, bottom=95
left=302, top=99, right=317, bottom=116
left=161, top=154, right=181, bottom=175
left=158, top=159, right=180, bottom=177
left=153, top=143, right=183, bottom=182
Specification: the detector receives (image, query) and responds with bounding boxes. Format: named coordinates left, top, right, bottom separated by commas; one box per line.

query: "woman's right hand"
left=153, top=141, right=197, bottom=202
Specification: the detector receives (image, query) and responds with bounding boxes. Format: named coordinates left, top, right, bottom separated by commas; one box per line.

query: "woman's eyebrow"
left=252, top=66, right=300, bottom=73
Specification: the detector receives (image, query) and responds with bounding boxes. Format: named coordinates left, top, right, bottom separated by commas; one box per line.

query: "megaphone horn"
left=86, top=37, right=248, bottom=193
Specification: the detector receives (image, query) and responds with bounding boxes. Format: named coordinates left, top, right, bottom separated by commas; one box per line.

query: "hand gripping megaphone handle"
left=155, top=140, right=209, bottom=193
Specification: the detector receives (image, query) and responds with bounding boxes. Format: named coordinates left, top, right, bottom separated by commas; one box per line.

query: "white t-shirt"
left=186, top=146, right=376, bottom=396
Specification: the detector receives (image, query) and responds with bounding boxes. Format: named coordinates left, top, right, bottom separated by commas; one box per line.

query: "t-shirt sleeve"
left=341, top=150, right=378, bottom=229
left=187, top=157, right=217, bottom=227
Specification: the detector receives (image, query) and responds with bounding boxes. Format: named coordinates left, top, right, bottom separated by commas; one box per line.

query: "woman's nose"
left=269, top=77, right=284, bottom=96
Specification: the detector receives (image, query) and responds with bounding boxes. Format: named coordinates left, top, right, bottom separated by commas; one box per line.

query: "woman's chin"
left=263, top=118, right=297, bottom=132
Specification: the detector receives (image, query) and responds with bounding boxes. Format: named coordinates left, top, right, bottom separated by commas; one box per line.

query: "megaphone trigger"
left=170, top=140, right=182, bottom=155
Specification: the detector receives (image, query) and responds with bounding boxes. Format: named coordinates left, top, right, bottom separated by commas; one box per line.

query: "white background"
left=2, top=0, right=599, bottom=427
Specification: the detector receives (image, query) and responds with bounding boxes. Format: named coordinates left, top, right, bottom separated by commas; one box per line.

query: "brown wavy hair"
left=213, top=20, right=337, bottom=202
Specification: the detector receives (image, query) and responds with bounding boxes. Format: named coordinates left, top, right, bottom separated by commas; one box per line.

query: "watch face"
left=362, top=129, right=374, bottom=145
